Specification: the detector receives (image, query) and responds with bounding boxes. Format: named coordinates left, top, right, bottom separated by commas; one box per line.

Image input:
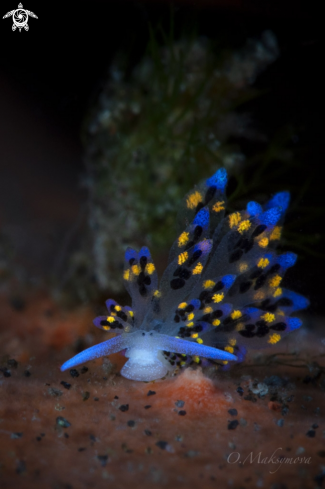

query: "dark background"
left=0, top=1, right=322, bottom=312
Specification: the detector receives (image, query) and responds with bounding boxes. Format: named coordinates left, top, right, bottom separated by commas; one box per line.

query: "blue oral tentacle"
left=60, top=334, right=128, bottom=371
left=156, top=334, right=237, bottom=361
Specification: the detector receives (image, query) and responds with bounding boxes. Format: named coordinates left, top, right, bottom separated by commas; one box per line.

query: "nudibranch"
left=61, top=168, right=309, bottom=381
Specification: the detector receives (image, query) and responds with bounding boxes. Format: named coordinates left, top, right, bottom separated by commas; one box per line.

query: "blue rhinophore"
left=206, top=168, right=227, bottom=191
left=287, top=317, right=302, bottom=331
left=105, top=299, right=117, bottom=311
left=246, top=201, right=263, bottom=217
left=284, top=291, right=310, bottom=311
left=193, top=207, right=210, bottom=227
left=259, top=206, right=282, bottom=227
left=125, top=248, right=137, bottom=262
left=265, top=191, right=290, bottom=214
left=93, top=316, right=105, bottom=327
left=222, top=274, right=236, bottom=288
left=278, top=252, right=297, bottom=269
left=139, top=246, right=151, bottom=258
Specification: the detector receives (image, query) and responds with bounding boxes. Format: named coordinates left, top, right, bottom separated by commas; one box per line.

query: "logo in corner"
left=3, top=3, right=38, bottom=32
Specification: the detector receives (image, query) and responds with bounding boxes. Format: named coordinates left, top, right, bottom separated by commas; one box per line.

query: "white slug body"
left=121, top=333, right=171, bottom=381
left=61, top=168, right=308, bottom=381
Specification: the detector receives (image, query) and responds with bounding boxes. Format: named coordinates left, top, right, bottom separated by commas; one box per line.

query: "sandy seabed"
left=0, top=293, right=324, bottom=489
